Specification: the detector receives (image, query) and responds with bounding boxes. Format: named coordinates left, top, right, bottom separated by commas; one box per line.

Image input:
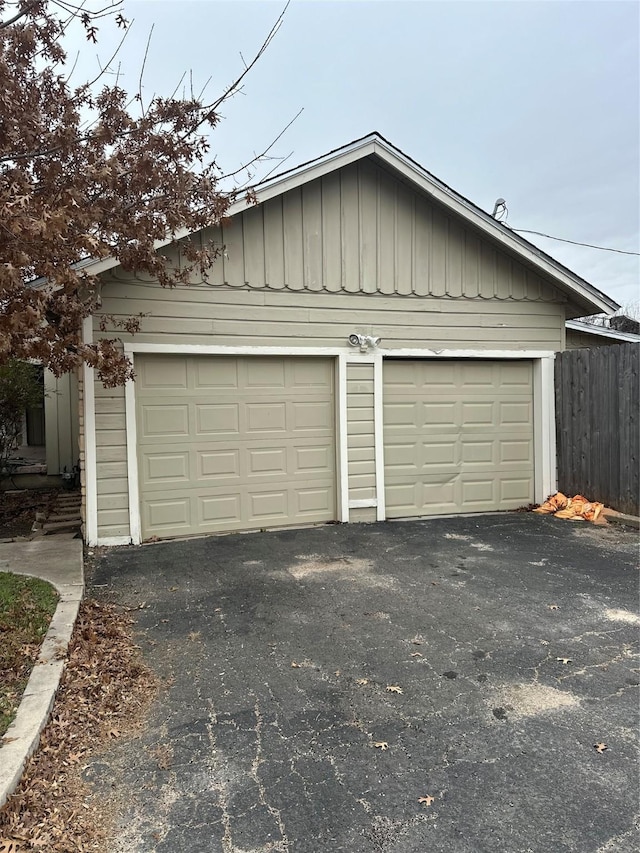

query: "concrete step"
left=43, top=520, right=82, bottom=534
left=48, top=513, right=82, bottom=523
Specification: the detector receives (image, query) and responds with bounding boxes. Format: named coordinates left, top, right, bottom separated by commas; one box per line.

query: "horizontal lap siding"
left=92, top=288, right=563, bottom=539
left=95, top=285, right=565, bottom=350
left=565, top=330, right=623, bottom=350
left=93, top=289, right=564, bottom=539
left=94, top=381, right=129, bottom=538
left=347, top=363, right=376, bottom=505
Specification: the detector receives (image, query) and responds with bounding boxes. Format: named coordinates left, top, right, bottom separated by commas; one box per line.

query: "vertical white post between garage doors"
left=373, top=352, right=386, bottom=522
left=94, top=345, right=556, bottom=546
left=337, top=353, right=349, bottom=524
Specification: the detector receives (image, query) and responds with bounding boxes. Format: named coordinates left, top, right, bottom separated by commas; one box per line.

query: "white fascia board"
left=82, top=138, right=379, bottom=279
left=123, top=343, right=554, bottom=360
left=565, top=320, right=640, bottom=343
left=124, top=343, right=348, bottom=357
left=381, top=348, right=556, bottom=360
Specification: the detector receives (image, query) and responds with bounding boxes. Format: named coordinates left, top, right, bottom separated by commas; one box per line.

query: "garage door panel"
left=246, top=402, right=287, bottom=433
left=145, top=497, right=191, bottom=530
left=499, top=440, right=532, bottom=464
left=194, top=359, right=239, bottom=389
left=292, top=400, right=333, bottom=431
left=196, top=404, right=240, bottom=436
left=143, top=451, right=190, bottom=483
left=137, top=355, right=336, bottom=538
left=422, top=481, right=457, bottom=510
left=423, top=402, right=458, bottom=425
left=461, top=479, right=496, bottom=506
left=138, top=357, right=188, bottom=389
left=198, top=449, right=240, bottom=479
left=461, top=402, right=493, bottom=426
left=292, top=359, right=334, bottom=388
left=245, top=359, right=287, bottom=388
left=295, top=444, right=333, bottom=473
left=248, top=447, right=288, bottom=475
left=461, top=440, right=495, bottom=464
left=499, top=401, right=531, bottom=426
left=199, top=494, right=242, bottom=524
left=384, top=359, right=534, bottom=518
left=296, top=486, right=334, bottom=515
left=500, top=477, right=533, bottom=502
left=141, top=404, right=190, bottom=437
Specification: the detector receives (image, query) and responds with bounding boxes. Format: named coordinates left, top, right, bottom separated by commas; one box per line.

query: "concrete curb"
left=603, top=509, right=640, bottom=530
left=0, top=536, right=84, bottom=810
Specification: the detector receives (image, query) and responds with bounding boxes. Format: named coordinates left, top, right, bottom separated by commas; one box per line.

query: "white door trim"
left=373, top=352, right=386, bottom=521
left=380, top=352, right=556, bottom=516
left=81, top=316, right=99, bottom=547
left=337, top=353, right=350, bottom=523
left=124, top=372, right=141, bottom=545
left=533, top=354, right=557, bottom=503
left=89, top=343, right=557, bottom=545
left=121, top=347, right=347, bottom=545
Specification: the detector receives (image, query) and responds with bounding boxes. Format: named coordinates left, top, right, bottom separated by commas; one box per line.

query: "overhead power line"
left=508, top=227, right=640, bottom=256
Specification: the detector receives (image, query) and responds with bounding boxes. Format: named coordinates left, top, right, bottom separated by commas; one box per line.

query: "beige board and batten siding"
left=92, top=156, right=567, bottom=540
left=384, top=359, right=534, bottom=516
left=135, top=354, right=336, bottom=539
left=119, top=158, right=570, bottom=304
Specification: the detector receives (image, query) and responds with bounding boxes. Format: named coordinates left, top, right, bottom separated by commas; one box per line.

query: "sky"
left=72, top=0, right=639, bottom=311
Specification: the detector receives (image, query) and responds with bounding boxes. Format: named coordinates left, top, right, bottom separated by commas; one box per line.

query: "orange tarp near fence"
left=533, top=492, right=604, bottom=522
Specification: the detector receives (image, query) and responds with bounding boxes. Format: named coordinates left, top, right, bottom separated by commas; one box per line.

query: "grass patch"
left=0, top=572, right=59, bottom=736
left=0, top=599, right=158, bottom=851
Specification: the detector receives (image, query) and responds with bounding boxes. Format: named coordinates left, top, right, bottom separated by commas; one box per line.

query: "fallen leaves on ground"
left=0, top=491, right=59, bottom=539
left=0, top=599, right=157, bottom=852
left=418, top=795, right=435, bottom=807
left=386, top=685, right=403, bottom=694
left=594, top=743, right=609, bottom=753
left=1, top=839, right=24, bottom=852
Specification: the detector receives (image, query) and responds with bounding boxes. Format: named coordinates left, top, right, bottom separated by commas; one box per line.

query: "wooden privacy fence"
left=555, top=342, right=639, bottom=516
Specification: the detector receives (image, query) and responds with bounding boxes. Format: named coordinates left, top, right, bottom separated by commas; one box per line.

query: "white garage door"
left=384, top=359, right=534, bottom=517
left=136, top=355, right=336, bottom=539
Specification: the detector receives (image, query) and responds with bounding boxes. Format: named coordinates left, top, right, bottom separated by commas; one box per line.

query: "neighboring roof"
left=566, top=320, right=640, bottom=343
left=84, top=132, right=620, bottom=315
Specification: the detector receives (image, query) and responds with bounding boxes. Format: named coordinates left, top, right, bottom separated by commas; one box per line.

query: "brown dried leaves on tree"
left=0, top=1, right=288, bottom=386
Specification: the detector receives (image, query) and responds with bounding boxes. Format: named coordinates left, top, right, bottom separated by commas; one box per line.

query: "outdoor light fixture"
left=348, top=334, right=381, bottom=352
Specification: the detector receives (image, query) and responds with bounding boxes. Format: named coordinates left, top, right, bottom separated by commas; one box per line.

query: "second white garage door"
left=136, top=355, right=336, bottom=539
left=384, top=359, right=534, bottom=517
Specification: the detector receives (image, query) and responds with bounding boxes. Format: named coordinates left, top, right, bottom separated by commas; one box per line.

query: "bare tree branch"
left=0, top=0, right=40, bottom=29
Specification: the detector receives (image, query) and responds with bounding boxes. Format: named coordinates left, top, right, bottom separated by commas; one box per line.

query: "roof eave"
left=566, top=320, right=640, bottom=343
left=70, top=132, right=620, bottom=315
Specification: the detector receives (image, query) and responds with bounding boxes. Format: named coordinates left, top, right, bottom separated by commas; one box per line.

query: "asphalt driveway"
left=89, top=514, right=639, bottom=853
